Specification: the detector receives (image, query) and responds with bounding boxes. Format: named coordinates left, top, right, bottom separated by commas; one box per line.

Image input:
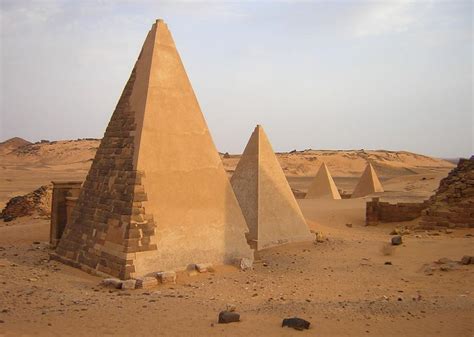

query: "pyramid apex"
left=156, top=18, right=166, bottom=24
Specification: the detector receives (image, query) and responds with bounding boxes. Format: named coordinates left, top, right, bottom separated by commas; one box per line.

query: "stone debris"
left=136, top=277, right=158, bottom=289
left=315, top=232, right=325, bottom=243
left=460, top=256, right=474, bottom=265
left=391, top=235, right=403, bottom=246
left=156, top=271, right=176, bottom=284
left=121, top=279, right=137, bottom=290
left=346, top=223, right=353, bottom=228
left=195, top=263, right=214, bottom=273
left=1, top=185, right=52, bottom=221
left=101, top=278, right=123, bottom=289
left=282, top=317, right=311, bottom=330
left=239, top=258, right=253, bottom=271
left=390, top=228, right=411, bottom=236
left=226, top=304, right=237, bottom=312
left=419, top=157, right=474, bottom=229
left=218, top=311, right=240, bottom=324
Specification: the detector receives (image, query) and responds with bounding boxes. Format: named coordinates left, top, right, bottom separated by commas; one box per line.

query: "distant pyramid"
left=230, top=125, right=314, bottom=250
left=55, top=20, right=253, bottom=279
left=305, top=162, right=341, bottom=199
left=351, top=163, right=384, bottom=198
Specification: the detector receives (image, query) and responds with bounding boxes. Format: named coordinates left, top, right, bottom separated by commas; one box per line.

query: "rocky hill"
left=0, top=137, right=454, bottom=177
left=0, top=137, right=31, bottom=155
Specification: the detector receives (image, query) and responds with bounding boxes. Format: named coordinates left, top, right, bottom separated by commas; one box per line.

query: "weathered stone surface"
left=121, top=279, right=137, bottom=290
left=54, top=19, right=253, bottom=279
left=156, top=271, right=176, bottom=284
left=282, top=317, right=311, bottom=330
left=1, top=185, right=52, bottom=220
left=366, top=198, right=428, bottom=225
left=461, top=256, right=473, bottom=265
left=101, top=278, right=122, bottom=289
left=230, top=125, right=314, bottom=251
left=391, top=235, right=402, bottom=246
left=218, top=311, right=240, bottom=324
left=195, top=263, right=213, bottom=273
left=239, top=258, right=253, bottom=271
left=419, top=157, right=474, bottom=229
left=136, top=276, right=157, bottom=289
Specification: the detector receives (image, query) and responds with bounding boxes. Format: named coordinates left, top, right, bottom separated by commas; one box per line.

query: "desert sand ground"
left=0, top=139, right=473, bottom=337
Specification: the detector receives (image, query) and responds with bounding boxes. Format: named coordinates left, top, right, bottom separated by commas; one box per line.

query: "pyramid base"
left=50, top=252, right=115, bottom=279
left=254, top=233, right=315, bottom=251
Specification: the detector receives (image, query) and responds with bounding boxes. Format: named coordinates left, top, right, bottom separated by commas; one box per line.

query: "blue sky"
left=0, top=0, right=472, bottom=158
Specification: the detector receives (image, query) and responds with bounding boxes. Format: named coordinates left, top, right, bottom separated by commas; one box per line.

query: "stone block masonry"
left=419, top=157, right=474, bottom=229
left=366, top=197, right=428, bottom=225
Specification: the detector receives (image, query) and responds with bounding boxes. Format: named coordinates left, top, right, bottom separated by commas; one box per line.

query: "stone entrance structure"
left=305, top=162, right=341, bottom=199
left=351, top=163, right=384, bottom=198
left=54, top=20, right=253, bottom=279
left=230, top=125, right=314, bottom=251
left=50, top=181, right=82, bottom=248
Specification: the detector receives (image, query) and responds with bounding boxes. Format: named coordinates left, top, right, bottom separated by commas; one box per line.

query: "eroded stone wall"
left=366, top=197, right=428, bottom=225
left=419, top=157, right=474, bottom=229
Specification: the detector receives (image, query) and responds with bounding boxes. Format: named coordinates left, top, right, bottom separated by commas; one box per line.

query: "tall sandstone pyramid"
left=55, top=20, right=253, bottom=279
left=230, top=125, right=314, bottom=251
left=351, top=163, right=384, bottom=198
left=305, top=162, right=341, bottom=199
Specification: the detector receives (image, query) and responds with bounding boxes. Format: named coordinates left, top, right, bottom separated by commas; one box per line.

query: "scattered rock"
left=390, top=228, right=410, bottom=236
left=156, top=271, right=176, bottom=284
left=391, top=235, right=402, bottom=246
left=436, top=257, right=453, bottom=264
left=345, top=223, right=352, bottom=228
left=218, top=311, right=240, bottom=324
left=282, top=317, right=311, bottom=331
left=461, top=256, right=473, bottom=265
left=226, top=303, right=237, bottom=312
left=384, top=261, right=392, bottom=265
left=315, top=232, right=325, bottom=243
left=239, top=258, right=253, bottom=271
left=101, top=278, right=123, bottom=289
left=136, top=277, right=157, bottom=289
left=195, top=263, right=214, bottom=273
left=121, top=279, right=137, bottom=290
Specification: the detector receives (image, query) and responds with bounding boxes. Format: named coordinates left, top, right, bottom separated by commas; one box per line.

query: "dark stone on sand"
left=391, top=235, right=402, bottom=245
left=218, top=311, right=240, bottom=324
left=282, top=317, right=311, bottom=330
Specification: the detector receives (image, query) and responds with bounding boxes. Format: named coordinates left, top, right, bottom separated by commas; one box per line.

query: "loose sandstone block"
left=101, top=278, right=122, bottom=289
left=156, top=271, right=176, bottom=284
left=136, top=276, right=158, bottom=289
left=121, top=279, right=137, bottom=290
left=195, top=263, right=214, bottom=273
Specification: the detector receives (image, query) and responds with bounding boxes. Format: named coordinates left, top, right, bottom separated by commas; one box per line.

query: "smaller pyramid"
left=351, top=163, right=384, bottom=198
left=231, top=125, right=314, bottom=251
left=305, top=163, right=341, bottom=199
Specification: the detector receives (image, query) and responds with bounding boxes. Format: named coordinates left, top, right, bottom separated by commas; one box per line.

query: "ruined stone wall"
left=366, top=197, right=428, bottom=225
left=419, top=157, right=474, bottom=229
left=1, top=185, right=52, bottom=221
